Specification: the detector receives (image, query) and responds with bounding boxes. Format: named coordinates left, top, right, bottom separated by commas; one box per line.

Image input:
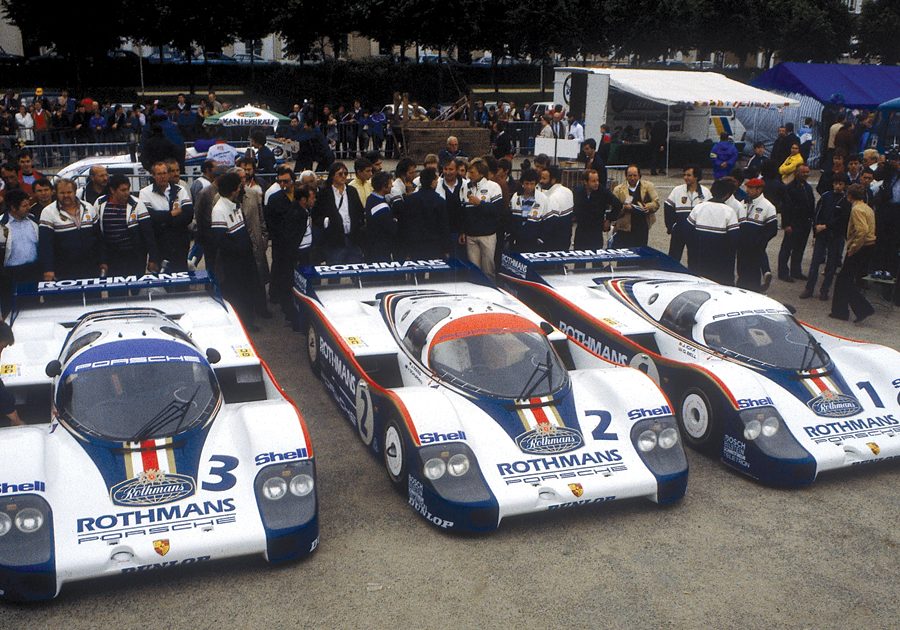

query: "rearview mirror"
left=206, top=348, right=221, bottom=364
left=539, top=321, right=554, bottom=336
left=45, top=360, right=61, bottom=378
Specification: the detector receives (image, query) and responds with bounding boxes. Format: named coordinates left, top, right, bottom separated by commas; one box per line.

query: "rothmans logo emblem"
left=516, top=425, right=584, bottom=455
left=154, top=539, right=170, bottom=556
left=806, top=391, right=863, bottom=418
left=110, top=469, right=196, bottom=507
left=568, top=483, right=584, bottom=498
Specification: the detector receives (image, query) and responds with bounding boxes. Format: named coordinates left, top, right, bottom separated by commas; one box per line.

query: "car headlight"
left=658, top=427, right=679, bottom=449
left=262, top=476, right=288, bottom=501
left=289, top=474, right=315, bottom=497
left=637, top=429, right=657, bottom=452
left=744, top=418, right=762, bottom=440
left=447, top=453, right=470, bottom=477
left=424, top=457, right=447, bottom=480
left=762, top=416, right=779, bottom=437
left=15, top=507, right=44, bottom=533
left=0, top=512, right=11, bottom=536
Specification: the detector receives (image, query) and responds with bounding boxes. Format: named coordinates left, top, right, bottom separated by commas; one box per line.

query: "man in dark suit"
left=573, top=168, right=622, bottom=250
left=579, top=139, right=607, bottom=190
left=777, top=165, right=815, bottom=282
left=313, top=162, right=365, bottom=264
left=398, top=167, right=450, bottom=260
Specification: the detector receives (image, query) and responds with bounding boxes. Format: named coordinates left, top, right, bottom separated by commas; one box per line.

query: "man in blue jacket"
left=709, top=133, right=738, bottom=180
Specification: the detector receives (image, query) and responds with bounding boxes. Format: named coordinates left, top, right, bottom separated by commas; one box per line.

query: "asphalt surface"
left=4, top=174, right=899, bottom=628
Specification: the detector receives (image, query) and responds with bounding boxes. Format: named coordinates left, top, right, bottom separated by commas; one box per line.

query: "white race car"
left=499, top=247, right=900, bottom=486
left=0, top=272, right=318, bottom=601
left=294, top=259, right=687, bottom=533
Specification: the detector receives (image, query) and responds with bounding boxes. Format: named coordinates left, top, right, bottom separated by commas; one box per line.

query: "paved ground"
left=4, top=174, right=899, bottom=628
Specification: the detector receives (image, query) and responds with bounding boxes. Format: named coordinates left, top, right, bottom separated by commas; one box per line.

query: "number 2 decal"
left=202, top=455, right=238, bottom=491
left=587, top=410, right=617, bottom=440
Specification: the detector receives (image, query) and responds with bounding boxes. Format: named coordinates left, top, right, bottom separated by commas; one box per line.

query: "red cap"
left=745, top=178, right=765, bottom=187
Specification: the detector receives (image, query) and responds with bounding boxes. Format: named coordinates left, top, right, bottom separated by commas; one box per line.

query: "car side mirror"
left=539, top=321, right=554, bottom=336
left=45, top=360, right=61, bottom=378
left=206, top=348, right=221, bottom=364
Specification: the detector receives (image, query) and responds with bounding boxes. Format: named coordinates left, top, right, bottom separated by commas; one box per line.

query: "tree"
left=1, top=0, right=125, bottom=89
left=854, top=0, right=900, bottom=64
left=602, top=0, right=694, bottom=63
left=759, top=0, right=852, bottom=64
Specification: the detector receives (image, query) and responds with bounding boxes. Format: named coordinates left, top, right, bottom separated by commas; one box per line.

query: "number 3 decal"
left=202, top=455, right=238, bottom=491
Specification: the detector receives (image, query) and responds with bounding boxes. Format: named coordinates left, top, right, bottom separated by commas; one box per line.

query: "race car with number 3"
left=294, top=259, right=687, bottom=533
left=499, top=247, right=900, bottom=486
left=0, top=272, right=318, bottom=601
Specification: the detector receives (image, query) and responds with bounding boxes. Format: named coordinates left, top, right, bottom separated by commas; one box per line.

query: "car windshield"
left=428, top=316, right=567, bottom=399
left=703, top=314, right=828, bottom=370
left=57, top=343, right=220, bottom=441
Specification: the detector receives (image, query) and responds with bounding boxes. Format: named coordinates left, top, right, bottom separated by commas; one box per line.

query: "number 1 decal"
left=856, top=381, right=885, bottom=409
left=587, top=410, right=617, bottom=440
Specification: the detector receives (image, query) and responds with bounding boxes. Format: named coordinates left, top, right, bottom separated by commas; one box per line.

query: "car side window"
left=659, top=291, right=710, bottom=339
left=402, top=307, right=451, bottom=360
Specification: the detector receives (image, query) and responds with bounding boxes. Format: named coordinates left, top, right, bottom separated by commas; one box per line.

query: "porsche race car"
left=499, top=247, right=900, bottom=487
left=294, top=259, right=687, bottom=533
left=0, top=272, right=318, bottom=601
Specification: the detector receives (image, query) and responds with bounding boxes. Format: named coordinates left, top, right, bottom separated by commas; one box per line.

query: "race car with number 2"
left=0, top=272, right=317, bottom=601
left=294, top=259, right=687, bottom=533
left=499, top=247, right=900, bottom=486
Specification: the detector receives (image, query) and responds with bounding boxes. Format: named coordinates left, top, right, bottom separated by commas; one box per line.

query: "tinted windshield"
left=429, top=330, right=567, bottom=399
left=57, top=347, right=220, bottom=441
left=703, top=314, right=828, bottom=370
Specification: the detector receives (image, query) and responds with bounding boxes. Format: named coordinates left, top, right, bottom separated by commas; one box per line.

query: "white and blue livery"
left=499, top=247, right=900, bottom=486
left=294, top=259, right=687, bottom=533
left=0, top=272, right=317, bottom=601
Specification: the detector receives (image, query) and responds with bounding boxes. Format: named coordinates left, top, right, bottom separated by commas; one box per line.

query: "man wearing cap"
left=800, top=174, right=850, bottom=300
left=736, top=177, right=778, bottom=291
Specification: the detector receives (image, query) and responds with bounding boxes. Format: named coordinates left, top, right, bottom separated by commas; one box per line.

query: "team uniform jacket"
left=210, top=197, right=251, bottom=258
left=93, top=194, right=160, bottom=264
left=508, top=190, right=553, bottom=252
left=38, top=200, right=104, bottom=277
left=678, top=200, right=740, bottom=285
left=364, top=193, right=398, bottom=262
left=738, top=194, right=778, bottom=250
left=462, top=177, right=504, bottom=237
left=664, top=184, right=711, bottom=234
left=543, top=183, right=575, bottom=251
left=138, top=183, right=194, bottom=264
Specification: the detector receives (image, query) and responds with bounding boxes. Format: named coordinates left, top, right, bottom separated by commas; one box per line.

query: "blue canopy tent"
left=752, top=63, right=900, bottom=110
left=737, top=63, right=900, bottom=166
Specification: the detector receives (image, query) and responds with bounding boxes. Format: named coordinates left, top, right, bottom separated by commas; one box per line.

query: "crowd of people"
left=0, top=85, right=897, bottom=331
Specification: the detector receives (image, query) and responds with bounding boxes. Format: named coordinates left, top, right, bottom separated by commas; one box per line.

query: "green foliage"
left=854, top=0, right=900, bottom=64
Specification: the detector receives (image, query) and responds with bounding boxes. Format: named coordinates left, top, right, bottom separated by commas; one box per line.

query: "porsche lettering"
left=74, top=355, right=201, bottom=372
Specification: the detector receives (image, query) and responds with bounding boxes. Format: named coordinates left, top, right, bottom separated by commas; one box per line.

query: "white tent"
left=555, top=67, right=800, bottom=171
left=597, top=69, right=799, bottom=108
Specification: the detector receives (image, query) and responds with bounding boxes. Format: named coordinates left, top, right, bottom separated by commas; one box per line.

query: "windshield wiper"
left=799, top=335, right=828, bottom=372
left=132, top=386, right=200, bottom=442
left=518, top=350, right=553, bottom=400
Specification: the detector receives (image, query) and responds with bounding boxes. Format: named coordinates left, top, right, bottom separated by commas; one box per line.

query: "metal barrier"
left=25, top=142, right=133, bottom=169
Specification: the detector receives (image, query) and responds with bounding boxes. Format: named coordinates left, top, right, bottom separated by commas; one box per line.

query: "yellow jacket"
left=778, top=154, right=804, bottom=181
